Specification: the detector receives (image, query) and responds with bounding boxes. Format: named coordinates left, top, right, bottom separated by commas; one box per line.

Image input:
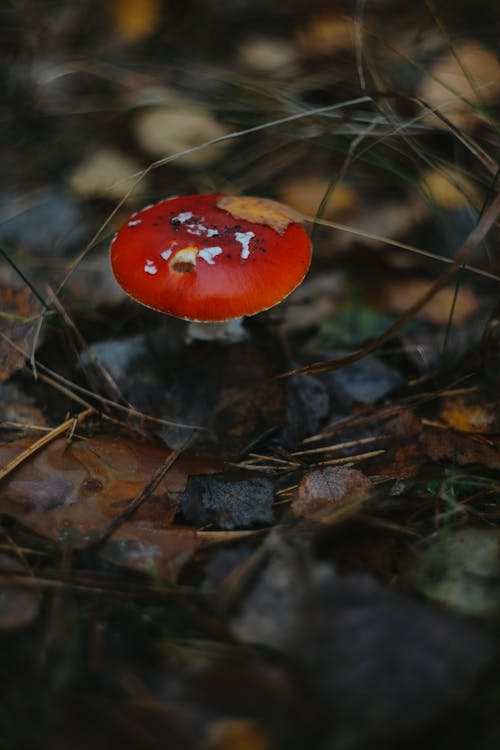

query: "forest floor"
left=1, top=2, right=500, bottom=749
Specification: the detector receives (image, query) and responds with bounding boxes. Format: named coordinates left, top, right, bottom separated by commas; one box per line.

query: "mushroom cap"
left=110, top=193, right=312, bottom=322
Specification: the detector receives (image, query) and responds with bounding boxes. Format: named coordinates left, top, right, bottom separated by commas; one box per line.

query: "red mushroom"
left=110, top=193, right=312, bottom=339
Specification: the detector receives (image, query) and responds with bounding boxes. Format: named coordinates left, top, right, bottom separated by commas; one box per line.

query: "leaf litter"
left=1, top=2, right=500, bottom=748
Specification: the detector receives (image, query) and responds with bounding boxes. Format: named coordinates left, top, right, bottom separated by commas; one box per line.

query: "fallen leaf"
left=292, top=466, right=371, bottom=521
left=111, top=0, right=162, bottom=43
left=238, top=36, right=297, bottom=73
left=179, top=472, right=275, bottom=530
left=296, top=13, right=356, bottom=56
left=0, top=434, right=221, bottom=548
left=217, top=196, right=304, bottom=234
left=440, top=396, right=496, bottom=433
left=417, top=41, right=500, bottom=130
left=277, top=176, right=356, bottom=220
left=380, top=277, right=479, bottom=325
left=422, top=427, right=500, bottom=469
left=68, top=147, right=147, bottom=202
left=133, top=102, right=230, bottom=167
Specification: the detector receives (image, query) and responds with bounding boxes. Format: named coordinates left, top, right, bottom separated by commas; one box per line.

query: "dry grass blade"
left=306, top=215, right=500, bottom=283
left=291, top=435, right=386, bottom=457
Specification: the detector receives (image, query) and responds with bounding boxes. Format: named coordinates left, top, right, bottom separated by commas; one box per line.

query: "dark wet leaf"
left=179, top=472, right=275, bottom=530
left=321, top=353, right=403, bottom=407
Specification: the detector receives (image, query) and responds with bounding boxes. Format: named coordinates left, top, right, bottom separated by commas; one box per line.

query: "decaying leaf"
left=296, top=13, right=356, bottom=56
left=380, top=277, right=479, bottom=325
left=238, top=36, right=297, bottom=73
left=422, top=426, right=500, bottom=469
left=179, top=472, right=275, bottom=530
left=277, top=176, right=356, bottom=220
left=133, top=102, right=230, bottom=167
left=68, top=147, right=147, bottom=202
left=440, top=396, right=496, bottom=433
left=417, top=41, right=500, bottom=130
left=0, top=434, right=221, bottom=548
left=111, top=0, right=162, bottom=43
left=292, top=466, right=371, bottom=521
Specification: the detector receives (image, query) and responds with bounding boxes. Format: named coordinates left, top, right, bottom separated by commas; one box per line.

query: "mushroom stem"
left=186, top=318, right=248, bottom=343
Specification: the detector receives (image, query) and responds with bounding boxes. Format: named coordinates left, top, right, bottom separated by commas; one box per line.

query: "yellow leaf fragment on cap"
left=217, top=195, right=304, bottom=234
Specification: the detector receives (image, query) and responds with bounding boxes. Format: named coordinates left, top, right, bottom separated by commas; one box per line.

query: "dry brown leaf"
left=278, top=176, right=356, bottom=220
left=381, top=278, right=478, bottom=325
left=418, top=41, right=500, bottom=130
left=297, top=14, right=356, bottom=56
left=111, top=0, right=162, bottom=43
left=133, top=103, right=230, bottom=167
left=333, top=199, right=427, bottom=254
left=238, top=37, right=297, bottom=73
left=422, top=427, right=500, bottom=469
left=292, top=466, right=371, bottom=521
left=0, top=434, right=221, bottom=548
left=68, top=148, right=147, bottom=202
